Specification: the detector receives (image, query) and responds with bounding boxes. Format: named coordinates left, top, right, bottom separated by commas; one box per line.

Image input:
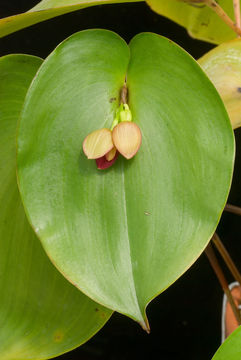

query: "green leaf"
left=146, top=0, right=237, bottom=44
left=213, top=327, right=241, bottom=359
left=0, top=0, right=142, bottom=38
left=17, top=30, right=234, bottom=330
left=0, top=54, right=112, bottom=360
left=199, top=38, right=241, bottom=129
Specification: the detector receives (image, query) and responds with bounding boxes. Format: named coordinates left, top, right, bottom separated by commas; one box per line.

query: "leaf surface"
left=17, top=30, right=234, bottom=330
left=0, top=54, right=111, bottom=360
left=199, top=38, right=241, bottom=129
left=0, top=0, right=141, bottom=38
left=146, top=0, right=238, bottom=44
left=213, top=326, right=241, bottom=359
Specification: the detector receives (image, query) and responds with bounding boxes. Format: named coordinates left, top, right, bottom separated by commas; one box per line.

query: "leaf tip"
left=139, top=318, right=150, bottom=334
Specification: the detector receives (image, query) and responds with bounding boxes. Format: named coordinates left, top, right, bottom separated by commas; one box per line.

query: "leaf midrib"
left=121, top=162, right=145, bottom=324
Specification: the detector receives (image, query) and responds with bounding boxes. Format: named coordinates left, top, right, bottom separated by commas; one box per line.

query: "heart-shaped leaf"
left=0, top=54, right=112, bottom=360
left=17, top=30, right=234, bottom=330
left=199, top=38, right=241, bottom=129
left=212, top=326, right=241, bottom=359
left=0, top=0, right=141, bottom=38
left=146, top=0, right=238, bottom=44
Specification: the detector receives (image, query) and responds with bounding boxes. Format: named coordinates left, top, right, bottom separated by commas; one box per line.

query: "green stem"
left=110, top=84, right=132, bottom=130
left=110, top=117, right=119, bottom=131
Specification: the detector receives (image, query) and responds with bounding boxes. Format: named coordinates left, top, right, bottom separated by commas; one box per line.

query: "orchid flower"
left=83, top=92, right=142, bottom=169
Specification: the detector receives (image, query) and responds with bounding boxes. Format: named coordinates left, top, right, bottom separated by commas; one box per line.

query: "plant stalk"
left=120, top=84, right=128, bottom=104
left=204, top=0, right=241, bottom=36
left=233, top=0, right=241, bottom=33
left=205, top=243, right=241, bottom=325
left=212, top=233, right=241, bottom=286
left=225, top=203, right=241, bottom=216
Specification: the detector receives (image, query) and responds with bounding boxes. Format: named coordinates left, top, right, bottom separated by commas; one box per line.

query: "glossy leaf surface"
left=146, top=0, right=237, bottom=44
left=17, top=30, right=234, bottom=329
left=0, top=0, right=141, bottom=38
left=0, top=54, right=111, bottom=360
left=213, top=326, right=241, bottom=359
left=199, top=39, right=241, bottom=129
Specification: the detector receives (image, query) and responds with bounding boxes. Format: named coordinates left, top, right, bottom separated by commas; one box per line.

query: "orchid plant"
left=1, top=1, right=241, bottom=360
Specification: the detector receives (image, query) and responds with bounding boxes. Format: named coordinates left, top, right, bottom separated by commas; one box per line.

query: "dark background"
left=1, top=1, right=241, bottom=359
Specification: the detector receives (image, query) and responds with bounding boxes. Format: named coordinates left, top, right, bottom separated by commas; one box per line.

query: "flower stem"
left=205, top=242, right=241, bottom=325
left=233, top=0, right=241, bottom=33
left=212, top=233, right=241, bottom=286
left=204, top=0, right=241, bottom=37
left=110, top=117, right=119, bottom=131
left=120, top=84, right=128, bottom=104
left=224, top=203, right=241, bottom=216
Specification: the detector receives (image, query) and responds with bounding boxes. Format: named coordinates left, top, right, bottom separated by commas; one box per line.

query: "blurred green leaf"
left=213, top=326, right=241, bottom=359
left=146, top=0, right=238, bottom=44
left=0, top=0, right=142, bottom=38
left=0, top=54, right=112, bottom=360
left=199, top=38, right=241, bottom=129
left=17, top=30, right=234, bottom=330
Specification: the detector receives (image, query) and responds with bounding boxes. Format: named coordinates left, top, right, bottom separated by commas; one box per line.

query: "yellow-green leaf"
left=0, top=54, right=112, bottom=360
left=17, top=30, right=234, bottom=331
left=0, top=0, right=142, bottom=38
left=199, top=38, right=241, bottom=129
left=146, top=0, right=238, bottom=44
left=213, top=326, right=241, bottom=359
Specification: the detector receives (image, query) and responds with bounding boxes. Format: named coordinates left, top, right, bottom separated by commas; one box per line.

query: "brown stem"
left=212, top=233, right=241, bottom=285
left=233, top=0, right=241, bottom=32
left=205, top=243, right=241, bottom=325
left=204, top=0, right=241, bottom=36
left=225, top=203, right=241, bottom=216
left=120, top=84, right=128, bottom=104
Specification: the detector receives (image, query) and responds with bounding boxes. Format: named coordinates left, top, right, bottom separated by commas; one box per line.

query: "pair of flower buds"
left=83, top=102, right=142, bottom=169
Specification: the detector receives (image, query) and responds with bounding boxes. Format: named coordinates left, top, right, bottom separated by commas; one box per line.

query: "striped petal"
left=83, top=128, right=114, bottom=159
left=112, top=121, right=142, bottom=159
